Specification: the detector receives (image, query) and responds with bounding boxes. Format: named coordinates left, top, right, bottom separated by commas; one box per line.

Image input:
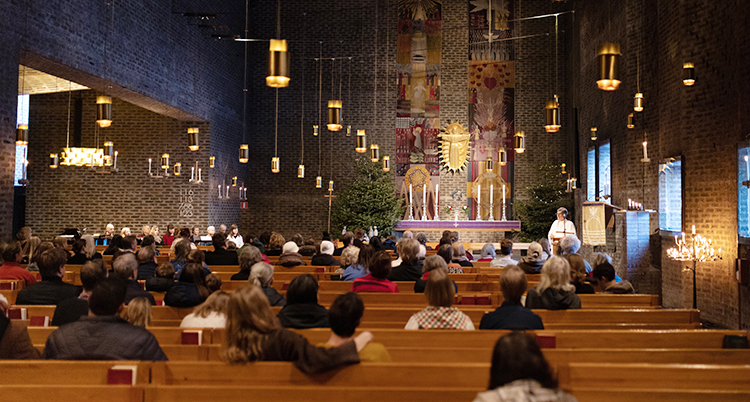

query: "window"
left=586, top=148, right=596, bottom=202
left=739, top=146, right=750, bottom=237
left=15, top=95, right=29, bottom=187
left=659, top=157, right=682, bottom=232
left=598, top=142, right=611, bottom=204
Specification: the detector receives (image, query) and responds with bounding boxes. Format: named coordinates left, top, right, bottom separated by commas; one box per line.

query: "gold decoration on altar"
left=467, top=170, right=508, bottom=220
left=401, top=166, right=434, bottom=220
left=438, top=121, right=471, bottom=174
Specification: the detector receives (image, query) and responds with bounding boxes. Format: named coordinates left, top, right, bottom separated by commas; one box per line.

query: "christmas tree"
left=513, top=164, right=574, bottom=242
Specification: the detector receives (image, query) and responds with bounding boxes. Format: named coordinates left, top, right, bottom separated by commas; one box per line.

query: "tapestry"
left=467, top=0, right=515, bottom=219
left=583, top=203, right=607, bottom=246
left=396, top=0, right=442, bottom=184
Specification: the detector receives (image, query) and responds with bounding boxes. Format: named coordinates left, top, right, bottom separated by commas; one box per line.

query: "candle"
left=642, top=141, right=648, bottom=160
left=148, top=158, right=151, bottom=175
left=745, top=155, right=749, bottom=182
left=477, top=184, right=481, bottom=206
left=191, top=166, right=195, bottom=181
left=113, top=151, right=118, bottom=169
left=423, top=184, right=426, bottom=207
left=490, top=184, right=493, bottom=204
left=436, top=184, right=439, bottom=207
left=692, top=225, right=696, bottom=235
left=409, top=184, right=413, bottom=206
left=218, top=185, right=221, bottom=198
left=198, top=168, right=202, bottom=182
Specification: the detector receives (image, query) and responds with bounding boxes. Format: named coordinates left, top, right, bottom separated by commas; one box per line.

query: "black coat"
left=125, top=280, right=156, bottom=305
left=145, top=277, right=174, bottom=292
left=230, top=270, right=250, bottom=281
left=164, top=282, right=204, bottom=307
left=310, top=254, right=341, bottom=267
left=479, top=302, right=545, bottom=330
left=51, top=297, right=89, bottom=327
left=137, top=261, right=159, bottom=280
left=525, top=287, right=581, bottom=310
left=388, top=261, right=422, bottom=282
left=43, top=315, right=167, bottom=360
left=66, top=253, right=89, bottom=265
left=15, top=277, right=82, bottom=305
left=263, top=286, right=287, bottom=307
left=205, top=248, right=239, bottom=266
left=277, top=303, right=329, bottom=329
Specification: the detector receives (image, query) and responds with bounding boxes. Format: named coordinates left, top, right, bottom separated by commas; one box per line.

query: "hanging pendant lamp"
left=561, top=163, right=567, bottom=174
left=267, top=39, right=290, bottom=88
left=232, top=176, right=237, bottom=186
left=298, top=164, right=305, bottom=178
left=313, top=125, right=319, bottom=136
left=382, top=156, right=390, bottom=172
left=370, top=144, right=380, bottom=162
left=271, top=157, right=280, bottom=173
left=627, top=113, right=634, bottom=129
left=356, top=130, right=366, bottom=153
left=50, top=153, right=58, bottom=169
left=597, top=43, right=621, bottom=91
left=174, top=163, right=181, bottom=176
left=16, top=124, right=28, bottom=145
left=239, top=144, right=249, bottom=163
left=590, top=127, right=597, bottom=141
left=160, top=153, right=170, bottom=170
left=683, top=62, right=695, bottom=86
left=346, top=126, right=352, bottom=137
left=327, top=100, right=342, bottom=131
left=486, top=157, right=494, bottom=172
left=316, top=176, right=322, bottom=188
left=96, top=96, right=113, bottom=128
left=103, top=141, right=114, bottom=166
left=544, top=95, right=561, bottom=132
left=210, top=156, right=216, bottom=168
left=514, top=131, right=525, bottom=153
left=634, top=92, right=644, bottom=112
left=499, top=148, right=507, bottom=166
left=328, top=180, right=334, bottom=192
left=188, top=127, right=199, bottom=151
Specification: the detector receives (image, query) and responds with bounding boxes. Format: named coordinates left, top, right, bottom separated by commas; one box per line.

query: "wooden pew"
left=1, top=385, right=144, bottom=402
left=0, top=360, right=151, bottom=385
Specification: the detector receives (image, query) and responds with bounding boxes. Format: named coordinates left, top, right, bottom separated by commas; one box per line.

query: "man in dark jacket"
left=480, top=265, right=544, bottom=330
left=311, top=241, right=341, bottom=267
left=136, top=246, right=159, bottom=280
left=16, top=248, right=81, bottom=305
left=52, top=260, right=107, bottom=326
left=205, top=233, right=239, bottom=266
left=43, top=278, right=167, bottom=360
left=277, top=274, right=329, bottom=329
left=113, top=253, right=156, bottom=305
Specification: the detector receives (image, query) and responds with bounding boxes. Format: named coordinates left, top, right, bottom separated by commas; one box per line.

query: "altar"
left=394, top=219, right=521, bottom=243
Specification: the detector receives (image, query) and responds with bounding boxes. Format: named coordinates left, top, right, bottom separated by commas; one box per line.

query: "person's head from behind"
left=286, top=274, right=319, bottom=305
left=328, top=292, right=364, bottom=338
left=369, top=236, right=383, bottom=251
left=527, top=242, right=543, bottom=259
left=179, top=227, right=191, bottom=239
left=403, top=230, right=414, bottom=240
left=437, top=244, right=454, bottom=264
left=81, top=235, right=96, bottom=258
left=180, top=263, right=210, bottom=300
left=500, top=265, right=527, bottom=304
left=341, top=231, right=354, bottom=247
left=425, top=268, right=453, bottom=308
left=357, top=245, right=375, bottom=271
left=212, top=233, right=228, bottom=250
left=138, top=245, right=156, bottom=264
left=38, top=248, right=69, bottom=278
left=53, top=236, right=68, bottom=250
left=558, top=234, right=581, bottom=256
left=451, top=242, right=467, bottom=261
left=238, top=245, right=262, bottom=272
left=113, top=252, right=138, bottom=281
left=538, top=256, right=574, bottom=293
left=125, top=297, right=152, bottom=327
left=269, top=232, right=285, bottom=250
left=88, top=277, right=127, bottom=317
left=31, top=242, right=55, bottom=265
left=399, top=239, right=420, bottom=264
left=538, top=238, right=552, bottom=256
left=175, top=241, right=190, bottom=261
left=488, top=332, right=557, bottom=390
left=591, top=252, right=612, bottom=270
left=320, top=240, right=335, bottom=256
left=194, top=291, right=230, bottom=318
left=368, top=251, right=392, bottom=280
left=291, top=233, right=304, bottom=246
left=141, top=235, right=156, bottom=249
left=282, top=241, right=299, bottom=254
left=499, top=238, right=513, bottom=257
left=592, top=262, right=616, bottom=287
left=122, top=236, right=137, bottom=251
left=417, top=244, right=426, bottom=259
left=353, top=228, right=365, bottom=240
left=206, top=273, right=222, bottom=293
left=187, top=249, right=205, bottom=265
left=481, top=243, right=496, bottom=259
left=249, top=262, right=274, bottom=287
left=2, top=241, right=22, bottom=263
left=422, top=254, right=447, bottom=274
left=71, top=239, right=86, bottom=255
left=415, top=232, right=427, bottom=245
left=155, top=263, right=175, bottom=279
left=341, top=245, right=360, bottom=267
left=566, top=254, right=588, bottom=284
left=222, top=285, right=279, bottom=363
left=80, top=260, right=107, bottom=292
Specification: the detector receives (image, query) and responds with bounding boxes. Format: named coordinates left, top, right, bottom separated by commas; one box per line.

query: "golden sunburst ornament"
left=438, top=121, right=471, bottom=174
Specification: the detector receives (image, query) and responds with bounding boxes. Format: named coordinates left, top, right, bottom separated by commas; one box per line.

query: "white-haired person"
left=525, top=256, right=581, bottom=310
left=249, top=262, right=286, bottom=306
left=557, top=234, right=592, bottom=274
left=548, top=207, right=576, bottom=253
left=278, top=241, right=305, bottom=267
left=517, top=241, right=545, bottom=274
left=103, top=223, right=115, bottom=240
left=311, top=241, right=341, bottom=267
left=477, top=243, right=496, bottom=262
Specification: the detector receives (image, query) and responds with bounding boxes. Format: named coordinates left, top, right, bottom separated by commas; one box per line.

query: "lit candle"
left=692, top=225, right=696, bottom=235
left=198, top=168, right=202, bottom=182
left=218, top=185, right=221, bottom=198
left=191, top=166, right=195, bottom=181
left=423, top=184, right=426, bottom=208
left=113, top=151, right=118, bottom=169
left=436, top=184, right=439, bottom=207
left=409, top=184, right=413, bottom=206
left=490, top=184, right=493, bottom=204
left=745, top=155, right=749, bottom=183
left=477, top=184, right=481, bottom=212
left=642, top=141, right=648, bottom=160
left=148, top=158, right=152, bottom=175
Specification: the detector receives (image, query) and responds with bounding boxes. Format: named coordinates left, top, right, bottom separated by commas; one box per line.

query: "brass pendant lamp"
left=514, top=131, right=525, bottom=154
left=683, top=62, right=695, bottom=86
left=597, top=43, right=621, bottom=91
left=188, top=127, right=199, bottom=151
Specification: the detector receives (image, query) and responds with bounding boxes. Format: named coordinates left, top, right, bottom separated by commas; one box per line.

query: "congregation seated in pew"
left=250, top=262, right=286, bottom=307
left=43, top=277, right=167, bottom=361
left=205, top=233, right=239, bottom=266
left=16, top=248, right=81, bottom=305
left=525, top=256, right=581, bottom=310
left=0, top=240, right=37, bottom=286
left=480, top=265, right=544, bottom=330
left=318, top=292, right=391, bottom=362
left=125, top=297, right=152, bottom=327
left=351, top=251, right=399, bottom=293
left=311, top=241, right=341, bottom=267
left=405, top=268, right=474, bottom=330
left=341, top=245, right=370, bottom=281
left=222, top=284, right=373, bottom=374
left=113, top=252, right=155, bottom=305
left=277, top=274, right=328, bottom=329
left=52, top=260, right=107, bottom=327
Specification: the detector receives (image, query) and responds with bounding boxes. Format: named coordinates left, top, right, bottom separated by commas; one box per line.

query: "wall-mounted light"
left=597, top=43, right=621, bottom=91
left=382, top=156, right=390, bottom=172
left=239, top=144, right=249, bottom=163
left=499, top=148, right=507, bottom=166
left=96, top=96, right=113, bottom=128
left=327, top=100, right=342, bottom=131
left=370, top=144, right=380, bottom=162
left=561, top=163, right=567, bottom=174
left=590, top=127, right=597, bottom=141
left=266, top=39, right=290, bottom=88
left=514, top=131, right=525, bottom=154
left=16, top=124, right=28, bottom=145
left=683, top=62, right=695, bottom=86
left=188, top=127, right=199, bottom=151
left=161, top=153, right=170, bottom=170
left=627, top=113, right=634, bottom=129
left=271, top=157, right=280, bottom=173
left=356, top=130, right=366, bottom=153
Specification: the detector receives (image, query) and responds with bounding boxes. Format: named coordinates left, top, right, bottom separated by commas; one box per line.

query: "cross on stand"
left=325, top=188, right=337, bottom=233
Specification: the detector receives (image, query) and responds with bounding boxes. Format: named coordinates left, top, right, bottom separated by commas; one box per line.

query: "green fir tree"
left=513, top=164, right=574, bottom=242
left=331, top=158, right=404, bottom=236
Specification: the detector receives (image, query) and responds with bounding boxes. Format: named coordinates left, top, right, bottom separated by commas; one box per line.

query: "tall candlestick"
left=692, top=225, right=696, bottom=235
left=502, top=184, right=507, bottom=221
left=191, top=166, right=195, bottom=181
left=476, top=184, right=482, bottom=221
left=434, top=184, right=439, bottom=221
left=408, top=184, right=414, bottom=220
left=113, top=151, right=118, bottom=170
left=422, top=184, right=427, bottom=220
left=148, top=158, right=152, bottom=175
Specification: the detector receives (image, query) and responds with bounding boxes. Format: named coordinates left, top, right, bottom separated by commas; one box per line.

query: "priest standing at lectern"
left=548, top=207, right=576, bottom=252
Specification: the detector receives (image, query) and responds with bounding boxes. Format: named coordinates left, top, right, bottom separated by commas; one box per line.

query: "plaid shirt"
left=406, top=306, right=475, bottom=330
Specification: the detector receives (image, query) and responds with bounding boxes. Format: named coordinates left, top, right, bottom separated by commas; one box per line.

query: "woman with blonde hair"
left=405, top=268, right=474, bottom=330
left=20, top=236, right=41, bottom=264
left=181, top=291, right=230, bottom=328
left=341, top=245, right=367, bottom=281
left=124, top=297, right=152, bottom=327
left=149, top=226, right=162, bottom=245
left=249, top=262, right=286, bottom=306
left=81, top=234, right=102, bottom=260
left=451, top=242, right=473, bottom=268
left=221, top=284, right=372, bottom=374
left=525, top=256, right=581, bottom=310
left=265, top=232, right=285, bottom=256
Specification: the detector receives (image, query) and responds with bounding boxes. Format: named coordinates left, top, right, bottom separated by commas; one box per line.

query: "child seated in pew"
left=437, top=244, right=464, bottom=274
left=249, top=262, right=286, bottom=307
left=405, top=268, right=474, bottom=330
left=473, top=332, right=577, bottom=402
left=180, top=291, right=229, bottom=328
left=222, top=285, right=373, bottom=374
left=277, top=274, right=329, bottom=329
left=351, top=251, right=399, bottom=293
left=318, top=292, right=391, bottom=362
left=146, top=263, right=175, bottom=292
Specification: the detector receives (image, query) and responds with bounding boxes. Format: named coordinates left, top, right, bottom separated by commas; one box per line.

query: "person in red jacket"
left=351, top=251, right=398, bottom=293
left=0, top=241, right=37, bottom=286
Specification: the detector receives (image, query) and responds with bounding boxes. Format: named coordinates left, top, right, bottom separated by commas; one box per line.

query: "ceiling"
left=18, top=65, right=88, bottom=95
